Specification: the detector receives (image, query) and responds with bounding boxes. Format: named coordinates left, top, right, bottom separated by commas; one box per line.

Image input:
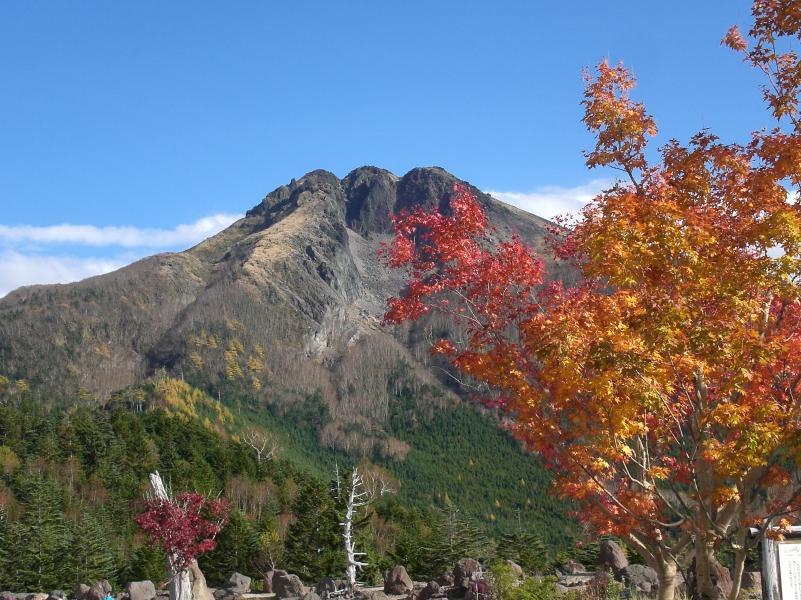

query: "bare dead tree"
left=241, top=427, right=280, bottom=465
left=341, top=467, right=393, bottom=595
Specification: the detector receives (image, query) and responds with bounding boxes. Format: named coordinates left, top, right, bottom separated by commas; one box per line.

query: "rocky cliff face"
left=0, top=166, right=567, bottom=456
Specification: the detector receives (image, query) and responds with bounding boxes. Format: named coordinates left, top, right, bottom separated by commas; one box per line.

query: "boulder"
left=560, top=560, right=587, bottom=575
left=74, top=588, right=91, bottom=600
left=621, top=564, right=659, bottom=595
left=436, top=573, right=454, bottom=587
left=356, top=592, right=388, bottom=600
left=0, top=592, right=15, bottom=600
left=47, top=592, right=64, bottom=600
left=127, top=582, right=156, bottom=600
left=26, top=595, right=47, bottom=600
left=264, top=571, right=286, bottom=594
left=384, top=566, right=413, bottom=595
left=504, top=561, right=524, bottom=579
left=416, top=581, right=440, bottom=600
left=598, top=540, right=628, bottom=578
left=453, top=558, right=481, bottom=591
left=314, top=578, right=337, bottom=597
left=687, top=557, right=733, bottom=600
left=86, top=581, right=112, bottom=600
left=273, top=573, right=306, bottom=599
left=189, top=561, right=214, bottom=600
left=741, top=571, right=762, bottom=598
left=225, top=574, right=251, bottom=595
left=302, top=593, right=321, bottom=600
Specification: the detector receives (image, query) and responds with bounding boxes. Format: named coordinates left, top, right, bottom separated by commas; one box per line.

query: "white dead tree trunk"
left=241, top=428, right=280, bottom=465
left=341, top=468, right=392, bottom=595
left=149, top=472, right=193, bottom=600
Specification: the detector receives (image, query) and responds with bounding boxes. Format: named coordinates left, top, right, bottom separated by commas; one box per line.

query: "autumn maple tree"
left=384, top=2, right=801, bottom=600
left=135, top=478, right=229, bottom=600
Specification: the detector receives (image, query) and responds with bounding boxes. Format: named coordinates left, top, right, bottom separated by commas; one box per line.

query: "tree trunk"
left=727, top=547, right=747, bottom=600
left=695, top=537, right=720, bottom=600
left=149, top=471, right=194, bottom=600
left=656, top=561, right=678, bottom=600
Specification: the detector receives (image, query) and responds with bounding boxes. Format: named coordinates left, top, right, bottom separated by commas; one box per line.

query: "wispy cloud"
left=0, top=249, right=132, bottom=298
left=0, top=213, right=243, bottom=298
left=486, top=179, right=611, bottom=221
left=0, top=213, right=242, bottom=247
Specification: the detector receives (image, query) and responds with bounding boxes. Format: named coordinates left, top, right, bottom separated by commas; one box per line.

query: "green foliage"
left=489, top=562, right=561, bottom=600
left=283, top=477, right=344, bottom=581
left=497, top=520, right=549, bottom=574
left=200, top=509, right=260, bottom=581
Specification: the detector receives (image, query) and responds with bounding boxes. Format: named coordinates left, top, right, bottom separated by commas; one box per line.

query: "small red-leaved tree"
left=384, top=3, right=801, bottom=600
left=135, top=472, right=229, bottom=600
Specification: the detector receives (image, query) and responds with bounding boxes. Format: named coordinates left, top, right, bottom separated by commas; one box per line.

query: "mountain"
left=0, top=166, right=576, bottom=540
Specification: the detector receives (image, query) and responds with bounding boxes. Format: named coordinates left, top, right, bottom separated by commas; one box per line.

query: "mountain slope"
left=0, top=165, right=580, bottom=540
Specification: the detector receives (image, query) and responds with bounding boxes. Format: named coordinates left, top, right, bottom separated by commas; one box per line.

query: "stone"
left=687, top=557, right=733, bottom=599
left=384, top=565, right=414, bottom=595
left=435, top=572, right=454, bottom=587
left=314, top=578, right=337, bottom=597
left=25, top=595, right=47, bottom=600
left=741, top=571, right=762, bottom=598
left=225, top=574, right=251, bottom=594
left=189, top=561, right=214, bottom=600
left=0, top=592, right=15, bottom=600
left=621, top=564, right=659, bottom=595
left=47, top=592, right=64, bottom=600
left=598, top=540, right=628, bottom=578
left=560, top=560, right=587, bottom=575
left=416, top=581, right=440, bottom=600
left=453, top=558, right=481, bottom=591
left=505, top=560, right=524, bottom=579
left=273, top=573, right=306, bottom=599
left=356, top=592, right=388, bottom=600
left=302, top=593, right=320, bottom=600
left=264, top=571, right=287, bottom=594
left=74, top=589, right=91, bottom=600
left=127, top=582, right=156, bottom=600
left=86, top=581, right=112, bottom=600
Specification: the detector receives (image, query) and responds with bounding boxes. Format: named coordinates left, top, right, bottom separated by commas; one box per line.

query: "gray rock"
left=435, top=573, right=454, bottom=587
left=0, top=592, right=15, bottom=600
left=264, top=571, right=286, bottom=594
left=86, top=582, right=112, bottom=600
left=302, top=593, right=320, bottom=600
left=225, top=574, right=251, bottom=595
left=453, top=558, right=481, bottom=591
left=560, top=560, right=587, bottom=575
left=74, top=588, right=91, bottom=600
left=598, top=540, right=628, bottom=578
left=127, top=582, right=156, bottom=600
left=273, top=573, right=306, bottom=599
left=741, top=571, right=762, bottom=598
left=47, top=592, right=64, bottom=600
left=505, top=560, right=524, bottom=579
left=687, top=557, right=732, bottom=600
left=416, top=581, right=440, bottom=600
left=384, top=565, right=413, bottom=595
left=314, top=578, right=337, bottom=597
left=622, top=564, right=659, bottom=595
left=357, top=592, right=388, bottom=600
left=26, top=595, right=47, bottom=600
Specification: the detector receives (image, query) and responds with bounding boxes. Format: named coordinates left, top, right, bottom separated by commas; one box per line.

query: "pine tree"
left=13, top=477, right=73, bottom=589
left=420, top=501, right=491, bottom=579
left=199, top=508, right=260, bottom=583
left=69, top=510, right=118, bottom=585
left=497, top=512, right=548, bottom=573
left=283, top=478, right=343, bottom=581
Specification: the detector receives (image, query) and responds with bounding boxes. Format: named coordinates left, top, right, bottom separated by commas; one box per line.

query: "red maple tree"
left=134, top=492, right=230, bottom=575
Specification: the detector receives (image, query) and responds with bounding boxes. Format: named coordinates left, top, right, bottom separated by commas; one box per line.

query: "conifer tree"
left=199, top=508, right=260, bottom=583
left=420, top=501, right=491, bottom=579
left=69, top=510, right=118, bottom=585
left=283, top=478, right=343, bottom=580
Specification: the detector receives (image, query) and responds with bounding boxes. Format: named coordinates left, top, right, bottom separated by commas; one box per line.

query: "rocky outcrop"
left=622, top=564, right=659, bottom=596
left=384, top=566, right=414, bottom=595
left=127, top=582, right=156, bottom=600
left=273, top=573, right=306, bottom=599
left=598, top=540, right=628, bottom=578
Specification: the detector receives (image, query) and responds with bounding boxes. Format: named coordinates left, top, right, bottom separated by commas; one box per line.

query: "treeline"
left=0, top=400, right=574, bottom=591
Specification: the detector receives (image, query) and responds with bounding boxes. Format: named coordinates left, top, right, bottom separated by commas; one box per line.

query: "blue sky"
left=0, top=1, right=766, bottom=296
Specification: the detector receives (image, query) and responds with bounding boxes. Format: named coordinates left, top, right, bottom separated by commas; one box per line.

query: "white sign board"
left=779, top=541, right=801, bottom=600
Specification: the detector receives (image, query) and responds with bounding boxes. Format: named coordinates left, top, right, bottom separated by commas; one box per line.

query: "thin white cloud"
left=0, top=212, right=244, bottom=298
left=486, top=179, right=611, bottom=221
left=0, top=249, right=131, bottom=298
left=0, top=213, right=243, bottom=248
